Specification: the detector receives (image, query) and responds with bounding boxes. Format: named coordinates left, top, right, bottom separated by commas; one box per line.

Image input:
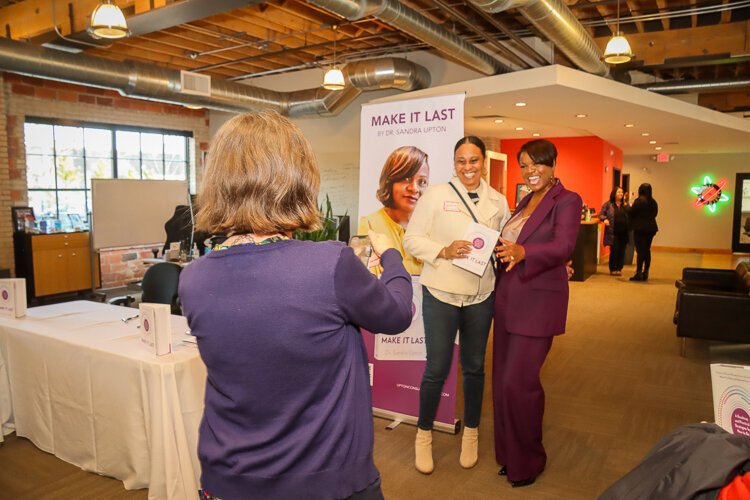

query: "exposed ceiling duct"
left=637, top=77, right=750, bottom=95
left=0, top=38, right=430, bottom=117
left=305, top=0, right=511, bottom=76
left=467, top=0, right=608, bottom=77
left=36, top=0, right=266, bottom=51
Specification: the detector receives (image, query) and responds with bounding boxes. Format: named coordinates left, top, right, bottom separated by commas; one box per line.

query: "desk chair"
left=109, top=262, right=183, bottom=315
left=163, top=205, right=210, bottom=256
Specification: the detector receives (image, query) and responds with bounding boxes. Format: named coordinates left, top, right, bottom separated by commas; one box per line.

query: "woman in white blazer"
left=403, top=136, right=510, bottom=475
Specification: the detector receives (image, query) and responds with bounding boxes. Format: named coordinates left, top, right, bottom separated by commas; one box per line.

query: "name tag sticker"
left=444, top=201, right=461, bottom=212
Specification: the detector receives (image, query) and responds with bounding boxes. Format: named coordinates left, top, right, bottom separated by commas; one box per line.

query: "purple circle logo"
left=144, top=319, right=150, bottom=332
left=1, top=290, right=7, bottom=301
left=732, top=408, right=750, bottom=436
left=472, top=237, right=484, bottom=250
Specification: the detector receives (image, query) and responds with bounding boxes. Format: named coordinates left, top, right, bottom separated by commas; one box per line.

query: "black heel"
left=508, top=467, right=543, bottom=488
left=510, top=477, right=536, bottom=488
left=498, top=466, right=507, bottom=476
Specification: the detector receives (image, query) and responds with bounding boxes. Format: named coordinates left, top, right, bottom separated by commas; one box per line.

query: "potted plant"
left=293, top=194, right=346, bottom=242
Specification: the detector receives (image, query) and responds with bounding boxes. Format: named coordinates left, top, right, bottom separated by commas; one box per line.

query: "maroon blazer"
left=495, top=181, right=582, bottom=338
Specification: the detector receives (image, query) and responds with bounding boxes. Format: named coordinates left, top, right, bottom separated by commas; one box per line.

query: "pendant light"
left=88, top=0, right=130, bottom=40
left=323, top=26, right=345, bottom=91
left=603, top=0, right=632, bottom=64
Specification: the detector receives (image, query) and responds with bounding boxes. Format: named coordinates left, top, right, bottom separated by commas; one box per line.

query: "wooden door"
left=32, top=249, right=68, bottom=296
left=67, top=247, right=92, bottom=292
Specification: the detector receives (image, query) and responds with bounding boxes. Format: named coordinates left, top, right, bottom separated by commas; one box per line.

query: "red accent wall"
left=500, top=136, right=623, bottom=256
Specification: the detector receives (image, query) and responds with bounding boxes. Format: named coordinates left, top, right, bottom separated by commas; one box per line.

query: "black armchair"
left=673, top=262, right=750, bottom=355
left=109, top=262, right=183, bottom=315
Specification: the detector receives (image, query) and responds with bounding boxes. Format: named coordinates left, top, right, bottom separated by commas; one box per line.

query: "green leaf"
left=293, top=194, right=348, bottom=242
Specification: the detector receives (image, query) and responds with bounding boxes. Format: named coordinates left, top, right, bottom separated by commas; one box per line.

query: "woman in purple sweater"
left=179, top=111, right=413, bottom=500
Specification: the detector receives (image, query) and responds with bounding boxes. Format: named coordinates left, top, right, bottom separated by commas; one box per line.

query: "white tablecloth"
left=0, top=301, right=206, bottom=500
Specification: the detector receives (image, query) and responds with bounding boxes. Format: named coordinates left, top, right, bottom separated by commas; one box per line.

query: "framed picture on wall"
left=515, top=183, right=532, bottom=208
left=11, top=206, right=35, bottom=233
left=731, top=173, right=750, bottom=253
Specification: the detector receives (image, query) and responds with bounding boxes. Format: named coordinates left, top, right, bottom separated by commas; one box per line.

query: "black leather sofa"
left=673, top=262, right=750, bottom=356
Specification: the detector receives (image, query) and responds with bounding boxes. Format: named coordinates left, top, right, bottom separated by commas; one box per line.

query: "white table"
left=0, top=301, right=206, bottom=500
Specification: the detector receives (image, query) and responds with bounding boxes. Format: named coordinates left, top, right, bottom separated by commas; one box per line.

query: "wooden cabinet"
left=14, top=232, right=100, bottom=300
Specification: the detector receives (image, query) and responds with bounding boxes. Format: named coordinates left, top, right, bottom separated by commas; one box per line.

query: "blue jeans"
left=417, top=286, right=494, bottom=430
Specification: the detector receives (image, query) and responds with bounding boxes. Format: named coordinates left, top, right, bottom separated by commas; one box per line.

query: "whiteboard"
left=91, top=179, right=189, bottom=250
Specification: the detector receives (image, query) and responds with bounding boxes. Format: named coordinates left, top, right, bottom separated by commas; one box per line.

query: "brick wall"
left=99, top=246, right=162, bottom=289
left=2, top=72, right=211, bottom=288
left=0, top=74, right=9, bottom=271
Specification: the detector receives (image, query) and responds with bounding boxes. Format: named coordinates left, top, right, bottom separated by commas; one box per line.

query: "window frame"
left=24, top=117, right=194, bottom=221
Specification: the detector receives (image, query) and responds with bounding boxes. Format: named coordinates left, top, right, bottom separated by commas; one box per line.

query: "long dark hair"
left=609, top=187, right=623, bottom=204
left=638, top=183, right=654, bottom=201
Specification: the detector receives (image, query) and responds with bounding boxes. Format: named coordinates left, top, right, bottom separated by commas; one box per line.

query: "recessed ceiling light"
left=641, top=132, right=650, bottom=136
left=655, top=146, right=662, bottom=150
left=532, top=132, right=540, bottom=137
left=494, top=119, right=504, bottom=123
left=649, top=140, right=656, bottom=144
left=515, top=126, right=524, bottom=131
left=515, top=102, right=527, bottom=107
left=624, top=124, right=635, bottom=128
left=575, top=114, right=587, bottom=118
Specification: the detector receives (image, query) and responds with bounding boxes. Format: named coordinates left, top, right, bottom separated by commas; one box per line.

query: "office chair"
left=141, top=262, right=183, bottom=314
left=109, top=262, right=183, bottom=315
left=163, top=205, right=210, bottom=256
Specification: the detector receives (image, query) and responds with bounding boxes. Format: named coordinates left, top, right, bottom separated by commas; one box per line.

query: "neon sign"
left=691, top=175, right=729, bottom=213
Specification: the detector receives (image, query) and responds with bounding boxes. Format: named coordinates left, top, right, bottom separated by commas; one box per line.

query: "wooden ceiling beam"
left=654, top=0, right=670, bottom=31
left=721, top=0, right=731, bottom=24
left=121, top=30, right=285, bottom=74
left=698, top=90, right=750, bottom=112
left=266, top=4, right=390, bottom=51
left=193, top=18, right=326, bottom=64
left=0, top=0, right=136, bottom=39
left=593, top=20, right=750, bottom=66
left=85, top=45, right=246, bottom=79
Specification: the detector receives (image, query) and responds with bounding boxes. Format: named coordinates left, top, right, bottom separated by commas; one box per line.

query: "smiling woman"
left=358, top=145, right=430, bottom=275
left=491, top=138, right=583, bottom=488
left=403, top=135, right=510, bottom=476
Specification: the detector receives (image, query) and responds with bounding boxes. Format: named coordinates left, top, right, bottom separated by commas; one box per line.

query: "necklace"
left=214, top=233, right=289, bottom=251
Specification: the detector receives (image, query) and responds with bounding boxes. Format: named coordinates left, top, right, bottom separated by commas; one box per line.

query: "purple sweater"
left=179, top=240, right=412, bottom=500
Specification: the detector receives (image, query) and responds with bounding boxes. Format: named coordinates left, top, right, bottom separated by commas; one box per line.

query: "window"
left=24, top=120, right=194, bottom=221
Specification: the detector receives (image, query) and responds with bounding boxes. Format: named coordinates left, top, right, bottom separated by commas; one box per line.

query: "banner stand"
left=374, top=408, right=460, bottom=435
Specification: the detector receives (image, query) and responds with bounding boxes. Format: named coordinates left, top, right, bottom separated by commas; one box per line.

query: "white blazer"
left=403, top=178, right=510, bottom=296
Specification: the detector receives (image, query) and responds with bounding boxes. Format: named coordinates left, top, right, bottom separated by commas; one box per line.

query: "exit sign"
left=656, top=153, right=670, bottom=163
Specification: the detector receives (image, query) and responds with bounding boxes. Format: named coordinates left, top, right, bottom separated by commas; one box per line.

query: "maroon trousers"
left=492, top=317, right=552, bottom=482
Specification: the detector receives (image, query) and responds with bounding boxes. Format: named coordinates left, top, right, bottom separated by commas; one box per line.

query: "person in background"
left=492, top=139, right=582, bottom=488
left=628, top=183, right=659, bottom=282
left=403, top=136, right=510, bottom=475
left=359, top=145, right=430, bottom=275
left=179, top=111, right=413, bottom=500
left=599, top=187, right=629, bottom=276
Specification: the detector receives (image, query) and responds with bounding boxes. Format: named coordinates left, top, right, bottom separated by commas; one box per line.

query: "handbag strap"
left=448, top=181, right=497, bottom=268
left=448, top=181, right=480, bottom=223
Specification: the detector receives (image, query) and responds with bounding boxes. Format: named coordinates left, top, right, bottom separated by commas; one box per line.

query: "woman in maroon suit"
left=492, top=139, right=582, bottom=487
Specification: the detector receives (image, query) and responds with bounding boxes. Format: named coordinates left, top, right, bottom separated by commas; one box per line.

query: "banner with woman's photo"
left=358, top=93, right=464, bottom=431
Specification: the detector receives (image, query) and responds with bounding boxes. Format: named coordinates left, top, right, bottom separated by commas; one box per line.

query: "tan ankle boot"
left=459, top=426, right=479, bottom=469
left=415, top=428, right=434, bottom=474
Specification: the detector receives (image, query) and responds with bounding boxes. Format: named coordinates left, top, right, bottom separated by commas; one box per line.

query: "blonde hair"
left=196, top=111, right=321, bottom=235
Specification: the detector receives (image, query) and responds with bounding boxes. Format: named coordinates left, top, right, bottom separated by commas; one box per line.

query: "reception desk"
left=571, top=221, right=599, bottom=282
